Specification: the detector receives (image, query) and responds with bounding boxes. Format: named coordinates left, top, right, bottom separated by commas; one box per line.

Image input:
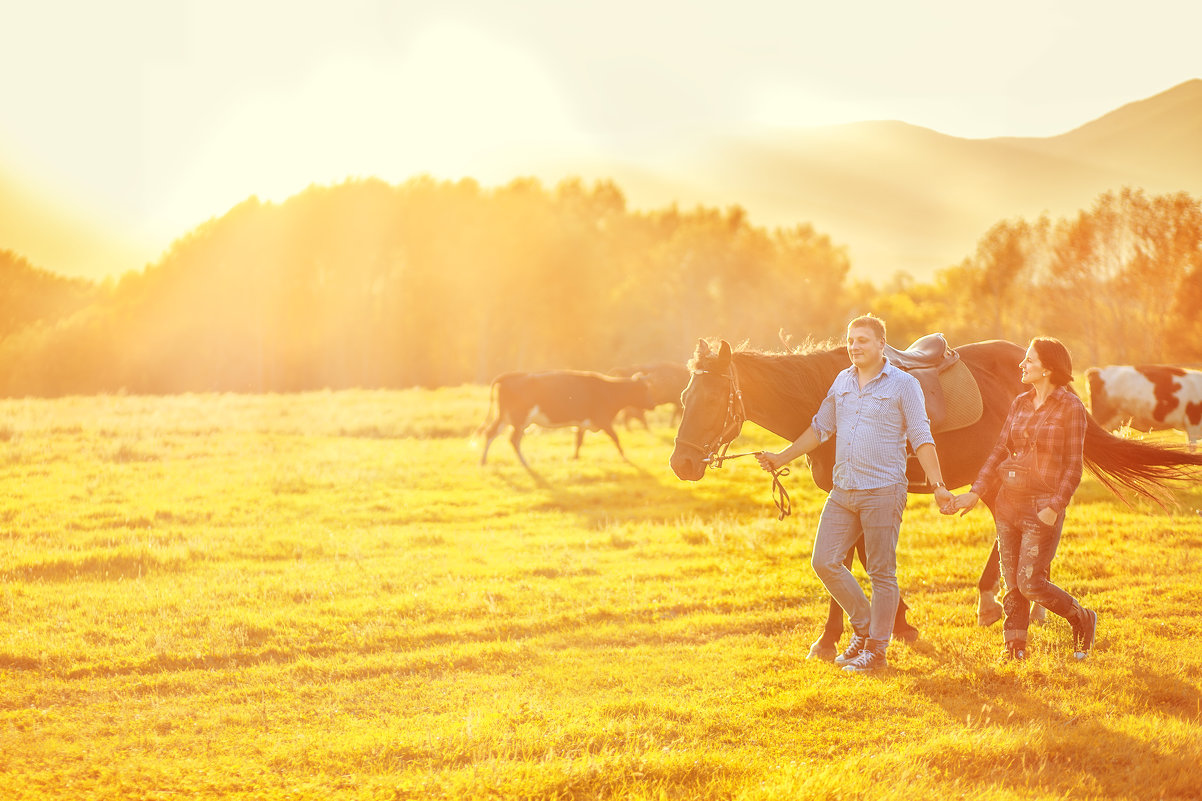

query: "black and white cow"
left=1086, top=365, right=1202, bottom=451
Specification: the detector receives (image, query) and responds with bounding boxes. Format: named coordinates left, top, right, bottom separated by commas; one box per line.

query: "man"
left=757, top=315, right=954, bottom=673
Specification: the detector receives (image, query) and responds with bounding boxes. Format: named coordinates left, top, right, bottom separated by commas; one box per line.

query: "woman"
left=951, top=337, right=1093, bottom=660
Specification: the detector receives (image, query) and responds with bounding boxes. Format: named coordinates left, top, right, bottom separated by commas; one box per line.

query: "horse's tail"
left=1082, top=414, right=1202, bottom=507
left=472, top=372, right=517, bottom=440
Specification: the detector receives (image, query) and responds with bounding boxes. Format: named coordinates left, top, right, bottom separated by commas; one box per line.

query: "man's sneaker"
left=842, top=647, right=888, bottom=673
left=1073, top=607, right=1098, bottom=659
left=833, top=633, right=868, bottom=666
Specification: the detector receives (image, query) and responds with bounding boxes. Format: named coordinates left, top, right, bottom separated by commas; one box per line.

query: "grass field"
left=2, top=388, right=1201, bottom=800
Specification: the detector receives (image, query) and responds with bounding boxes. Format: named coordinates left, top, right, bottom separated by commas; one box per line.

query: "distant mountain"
left=553, top=80, right=1202, bottom=282
left=1041, top=78, right=1202, bottom=177
left=2, top=80, right=1199, bottom=283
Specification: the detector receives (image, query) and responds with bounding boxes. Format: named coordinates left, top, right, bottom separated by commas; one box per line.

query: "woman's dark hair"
left=1012, top=335, right=1202, bottom=508
left=1030, top=337, right=1074, bottom=386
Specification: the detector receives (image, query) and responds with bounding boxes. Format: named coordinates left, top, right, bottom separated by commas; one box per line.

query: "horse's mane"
left=691, top=338, right=848, bottom=409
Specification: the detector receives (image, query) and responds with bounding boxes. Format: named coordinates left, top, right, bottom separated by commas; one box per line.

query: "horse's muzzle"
left=669, top=449, right=707, bottom=481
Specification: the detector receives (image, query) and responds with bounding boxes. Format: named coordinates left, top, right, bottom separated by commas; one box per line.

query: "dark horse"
left=669, top=337, right=1202, bottom=659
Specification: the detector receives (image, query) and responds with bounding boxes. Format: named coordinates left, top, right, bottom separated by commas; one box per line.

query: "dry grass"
left=2, top=388, right=1200, bottom=799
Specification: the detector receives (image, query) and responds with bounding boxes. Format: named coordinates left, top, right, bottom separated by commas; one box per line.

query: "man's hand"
left=756, top=451, right=781, bottom=472
left=934, top=485, right=955, bottom=514
left=1036, top=507, right=1058, bottom=526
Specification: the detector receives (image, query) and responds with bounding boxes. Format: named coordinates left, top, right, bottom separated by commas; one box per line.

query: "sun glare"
left=153, top=21, right=592, bottom=236
left=743, top=82, right=879, bottom=131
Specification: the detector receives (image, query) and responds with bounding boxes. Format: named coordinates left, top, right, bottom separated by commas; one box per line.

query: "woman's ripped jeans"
left=994, top=489, right=1085, bottom=643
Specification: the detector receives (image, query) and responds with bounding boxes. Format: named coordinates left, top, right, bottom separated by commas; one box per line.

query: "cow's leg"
left=479, top=417, right=505, bottom=466
left=573, top=427, right=586, bottom=459
left=621, top=408, right=648, bottom=430
left=600, top=425, right=626, bottom=459
left=509, top=426, right=531, bottom=469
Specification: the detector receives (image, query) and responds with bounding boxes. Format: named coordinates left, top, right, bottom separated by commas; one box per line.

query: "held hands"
left=944, top=490, right=980, bottom=516
left=933, top=485, right=955, bottom=514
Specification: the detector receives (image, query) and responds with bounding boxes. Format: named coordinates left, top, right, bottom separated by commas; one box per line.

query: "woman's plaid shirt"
left=971, top=386, right=1088, bottom=513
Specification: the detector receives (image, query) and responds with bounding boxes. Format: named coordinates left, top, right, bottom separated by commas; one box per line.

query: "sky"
left=2, top=0, right=1200, bottom=276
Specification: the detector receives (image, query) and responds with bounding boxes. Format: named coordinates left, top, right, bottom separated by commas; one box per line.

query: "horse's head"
left=670, top=339, right=743, bottom=481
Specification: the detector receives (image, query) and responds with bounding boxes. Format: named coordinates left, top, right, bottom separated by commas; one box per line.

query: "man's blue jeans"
left=812, top=484, right=908, bottom=647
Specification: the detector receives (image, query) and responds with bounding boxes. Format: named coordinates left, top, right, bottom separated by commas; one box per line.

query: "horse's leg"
left=806, top=543, right=859, bottom=661
left=893, top=593, right=919, bottom=642
left=977, top=505, right=1005, bottom=626
left=849, top=531, right=919, bottom=643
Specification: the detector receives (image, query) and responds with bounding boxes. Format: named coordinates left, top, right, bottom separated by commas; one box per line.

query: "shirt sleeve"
left=811, top=385, right=838, bottom=444
left=971, top=398, right=1018, bottom=499
left=1048, top=395, right=1088, bottom=513
left=901, top=374, right=935, bottom=450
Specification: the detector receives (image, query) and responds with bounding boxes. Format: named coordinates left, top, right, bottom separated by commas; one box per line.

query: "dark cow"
left=610, top=361, right=690, bottom=428
left=1087, top=365, right=1202, bottom=451
left=476, top=371, right=654, bottom=466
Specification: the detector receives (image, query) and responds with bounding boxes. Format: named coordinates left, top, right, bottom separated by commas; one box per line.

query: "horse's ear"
left=716, top=340, right=732, bottom=369
left=695, top=338, right=711, bottom=359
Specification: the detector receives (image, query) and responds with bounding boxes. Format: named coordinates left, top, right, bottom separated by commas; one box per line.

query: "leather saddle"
left=885, top=333, right=979, bottom=432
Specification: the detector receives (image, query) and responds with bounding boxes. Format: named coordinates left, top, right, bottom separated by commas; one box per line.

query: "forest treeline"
left=1, top=179, right=1199, bottom=396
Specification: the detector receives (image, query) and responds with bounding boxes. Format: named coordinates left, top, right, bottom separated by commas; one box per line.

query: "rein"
left=675, top=362, right=792, bottom=520
left=705, top=450, right=793, bottom=521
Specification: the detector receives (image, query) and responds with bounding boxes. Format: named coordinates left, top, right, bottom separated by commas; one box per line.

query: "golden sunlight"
left=155, top=21, right=592, bottom=236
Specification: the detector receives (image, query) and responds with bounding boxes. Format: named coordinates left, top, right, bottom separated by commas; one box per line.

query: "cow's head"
left=669, top=339, right=738, bottom=481
left=629, top=372, right=656, bottom=410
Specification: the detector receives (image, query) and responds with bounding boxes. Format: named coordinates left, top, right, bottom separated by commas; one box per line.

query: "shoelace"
left=846, top=644, right=884, bottom=668
left=846, top=650, right=878, bottom=668
left=840, top=635, right=866, bottom=659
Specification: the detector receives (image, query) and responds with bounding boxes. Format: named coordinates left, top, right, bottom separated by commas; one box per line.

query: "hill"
left=0, top=249, right=97, bottom=338
left=1, top=81, right=1199, bottom=283
left=2, top=80, right=1202, bottom=283
left=554, top=80, right=1202, bottom=281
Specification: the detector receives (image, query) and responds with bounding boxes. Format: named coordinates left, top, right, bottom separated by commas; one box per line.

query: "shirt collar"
left=1018, top=385, right=1069, bottom=407
left=842, top=358, right=893, bottom=385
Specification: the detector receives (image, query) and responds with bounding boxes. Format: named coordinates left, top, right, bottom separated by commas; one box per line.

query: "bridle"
left=673, top=362, right=792, bottom=520
left=673, top=363, right=747, bottom=468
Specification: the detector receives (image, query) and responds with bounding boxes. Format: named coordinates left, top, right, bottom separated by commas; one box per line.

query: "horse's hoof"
left=977, top=602, right=1004, bottom=627
left=806, top=639, right=837, bottom=661
left=892, top=627, right=919, bottom=643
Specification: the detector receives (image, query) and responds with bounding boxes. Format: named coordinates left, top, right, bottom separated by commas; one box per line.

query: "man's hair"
left=847, top=314, right=886, bottom=341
